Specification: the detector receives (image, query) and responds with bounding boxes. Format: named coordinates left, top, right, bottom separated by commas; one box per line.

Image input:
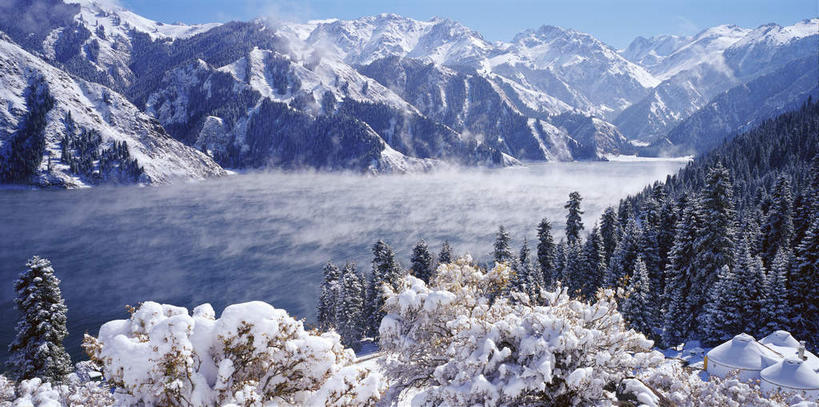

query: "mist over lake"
left=0, top=160, right=686, bottom=359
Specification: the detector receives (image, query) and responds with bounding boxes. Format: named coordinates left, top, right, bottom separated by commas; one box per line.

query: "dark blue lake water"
left=0, top=160, right=687, bottom=361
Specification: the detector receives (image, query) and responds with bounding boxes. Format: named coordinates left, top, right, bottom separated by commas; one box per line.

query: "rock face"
left=0, top=33, right=225, bottom=187
left=0, top=0, right=816, bottom=186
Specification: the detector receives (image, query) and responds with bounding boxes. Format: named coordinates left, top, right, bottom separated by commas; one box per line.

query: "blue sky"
left=119, top=0, right=818, bottom=48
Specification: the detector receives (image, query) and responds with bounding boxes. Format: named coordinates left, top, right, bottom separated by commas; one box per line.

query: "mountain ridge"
left=0, top=0, right=816, bottom=187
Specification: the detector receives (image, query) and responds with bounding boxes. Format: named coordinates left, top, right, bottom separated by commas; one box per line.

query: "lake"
left=0, top=160, right=687, bottom=360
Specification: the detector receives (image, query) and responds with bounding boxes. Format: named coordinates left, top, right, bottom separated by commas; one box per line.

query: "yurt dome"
left=706, top=333, right=780, bottom=381
left=760, top=358, right=819, bottom=399
left=760, top=330, right=801, bottom=348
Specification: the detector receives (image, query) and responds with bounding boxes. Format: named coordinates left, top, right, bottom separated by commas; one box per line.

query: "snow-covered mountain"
left=617, top=20, right=818, bottom=143
left=0, top=0, right=816, bottom=186
left=296, top=14, right=494, bottom=68
left=0, top=32, right=225, bottom=187
left=492, top=25, right=659, bottom=119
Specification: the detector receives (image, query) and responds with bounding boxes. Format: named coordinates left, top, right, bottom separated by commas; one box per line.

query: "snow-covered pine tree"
left=763, top=248, right=790, bottom=333
left=564, top=192, right=584, bottom=245
left=536, top=218, right=556, bottom=288
left=582, top=226, right=606, bottom=299
left=657, top=194, right=678, bottom=281
left=336, top=263, right=365, bottom=350
left=562, top=242, right=587, bottom=298
left=511, top=238, right=539, bottom=299
left=621, top=257, right=655, bottom=340
left=791, top=193, right=812, bottom=252
left=662, top=195, right=703, bottom=347
left=410, top=240, right=434, bottom=284
left=790, top=215, right=819, bottom=349
left=493, top=225, right=513, bottom=265
left=438, top=241, right=453, bottom=265
left=606, top=217, right=642, bottom=288
left=693, top=163, right=736, bottom=338
left=599, top=207, right=620, bottom=267
left=617, top=200, right=633, bottom=236
left=761, top=176, right=793, bottom=267
left=731, top=235, right=767, bottom=336
left=366, top=240, right=403, bottom=337
left=554, top=240, right=567, bottom=283
left=639, top=195, right=663, bottom=302
left=793, top=155, right=819, bottom=248
left=701, top=265, right=742, bottom=344
left=7, top=256, right=72, bottom=381
left=317, top=262, right=341, bottom=331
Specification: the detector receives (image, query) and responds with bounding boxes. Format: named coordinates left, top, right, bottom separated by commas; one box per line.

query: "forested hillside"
left=318, top=101, right=819, bottom=353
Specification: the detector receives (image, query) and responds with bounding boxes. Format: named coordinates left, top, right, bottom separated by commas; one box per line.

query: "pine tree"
left=657, top=196, right=678, bottom=277
left=493, top=225, right=513, bottom=264
left=438, top=241, right=453, bottom=265
left=761, top=176, right=793, bottom=266
left=731, top=236, right=767, bottom=336
left=564, top=192, right=584, bottom=245
left=511, top=238, right=539, bottom=299
left=694, top=163, right=736, bottom=337
left=410, top=240, right=434, bottom=284
left=582, top=226, right=606, bottom=298
left=366, top=240, right=403, bottom=337
left=763, top=248, right=790, bottom=333
left=791, top=193, right=812, bottom=251
left=7, top=256, right=72, bottom=381
left=599, top=207, right=620, bottom=267
left=606, top=217, right=642, bottom=288
left=562, top=242, right=587, bottom=298
left=621, top=257, right=655, bottom=340
left=639, top=195, right=663, bottom=300
left=554, top=241, right=567, bottom=283
left=536, top=218, right=557, bottom=287
left=790, top=216, right=819, bottom=349
left=662, top=195, right=703, bottom=347
left=617, top=200, right=633, bottom=236
left=317, top=262, right=341, bottom=331
left=701, top=265, right=742, bottom=344
left=336, top=263, right=365, bottom=349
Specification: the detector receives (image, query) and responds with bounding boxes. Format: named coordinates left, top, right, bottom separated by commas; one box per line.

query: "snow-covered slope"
left=491, top=25, right=659, bottom=118
left=656, top=56, right=819, bottom=155
left=0, top=0, right=223, bottom=92
left=620, top=34, right=691, bottom=73
left=296, top=16, right=658, bottom=120
left=616, top=19, right=817, bottom=143
left=0, top=33, right=225, bottom=187
left=297, top=14, right=494, bottom=68
left=2, top=0, right=815, bottom=173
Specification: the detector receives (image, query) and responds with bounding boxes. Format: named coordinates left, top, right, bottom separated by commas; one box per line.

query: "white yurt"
left=705, top=333, right=780, bottom=381
left=760, top=330, right=801, bottom=348
left=758, top=330, right=819, bottom=372
left=760, top=358, right=819, bottom=400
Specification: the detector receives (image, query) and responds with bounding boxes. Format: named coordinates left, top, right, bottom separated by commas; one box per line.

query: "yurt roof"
left=761, top=358, right=819, bottom=390
left=707, top=333, right=779, bottom=370
left=760, top=330, right=801, bottom=348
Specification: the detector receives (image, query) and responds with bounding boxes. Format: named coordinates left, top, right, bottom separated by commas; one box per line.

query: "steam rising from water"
left=0, top=161, right=685, bottom=358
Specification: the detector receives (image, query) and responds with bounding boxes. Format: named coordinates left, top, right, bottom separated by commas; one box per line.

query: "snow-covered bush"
left=636, top=362, right=811, bottom=407
left=0, top=374, right=114, bottom=406
left=83, top=301, right=385, bottom=406
left=379, top=257, right=664, bottom=406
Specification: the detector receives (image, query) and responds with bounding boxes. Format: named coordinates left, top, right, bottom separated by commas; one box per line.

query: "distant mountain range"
left=0, top=0, right=816, bottom=187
